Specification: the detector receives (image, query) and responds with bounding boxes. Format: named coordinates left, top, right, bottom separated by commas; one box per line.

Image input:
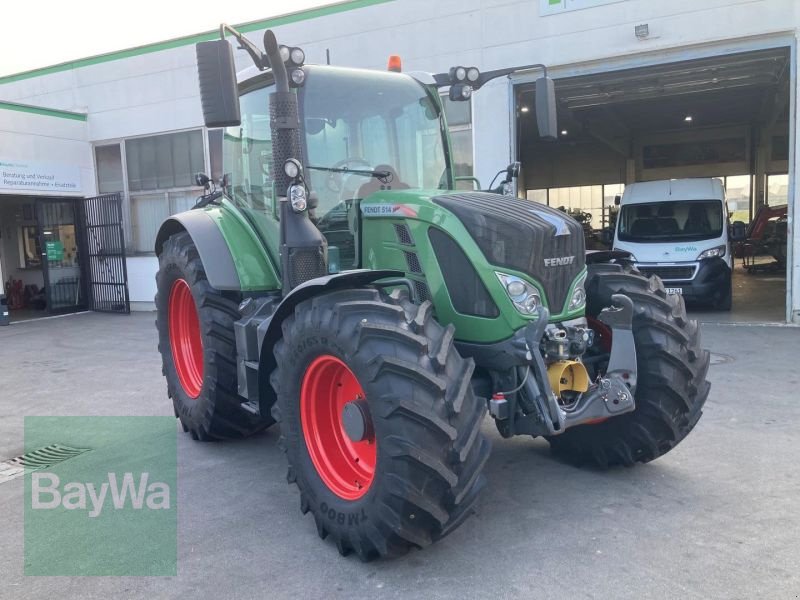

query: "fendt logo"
left=544, top=256, right=576, bottom=267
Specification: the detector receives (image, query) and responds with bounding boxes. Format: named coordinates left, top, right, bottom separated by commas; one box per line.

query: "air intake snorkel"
left=262, top=30, right=328, bottom=295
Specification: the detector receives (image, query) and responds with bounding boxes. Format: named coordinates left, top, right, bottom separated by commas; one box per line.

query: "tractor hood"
left=432, top=192, right=585, bottom=311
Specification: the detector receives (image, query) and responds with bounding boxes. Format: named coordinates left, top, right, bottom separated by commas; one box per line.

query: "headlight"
left=568, top=273, right=587, bottom=312
left=496, top=272, right=541, bottom=316
left=289, top=184, right=307, bottom=212
left=698, top=245, right=726, bottom=260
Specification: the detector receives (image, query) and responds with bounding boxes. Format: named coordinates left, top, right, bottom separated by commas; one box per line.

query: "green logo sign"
left=24, top=416, right=177, bottom=576
left=44, top=240, right=63, bottom=261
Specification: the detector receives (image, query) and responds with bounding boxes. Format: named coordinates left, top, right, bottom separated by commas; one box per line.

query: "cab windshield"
left=222, top=67, right=451, bottom=270
left=301, top=66, right=451, bottom=210
left=618, top=200, right=724, bottom=243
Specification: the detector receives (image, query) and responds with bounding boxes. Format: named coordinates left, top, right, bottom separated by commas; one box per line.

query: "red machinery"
left=734, top=204, right=788, bottom=272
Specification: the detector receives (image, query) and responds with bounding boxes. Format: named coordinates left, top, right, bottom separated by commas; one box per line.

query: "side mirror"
left=506, top=161, right=521, bottom=180
left=535, top=76, right=557, bottom=140
left=730, top=221, right=747, bottom=242
left=196, top=40, right=241, bottom=128
left=600, top=227, right=614, bottom=246
left=614, top=195, right=621, bottom=206
left=194, top=172, right=211, bottom=190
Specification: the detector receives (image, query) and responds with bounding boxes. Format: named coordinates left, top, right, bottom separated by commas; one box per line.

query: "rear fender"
left=155, top=207, right=280, bottom=292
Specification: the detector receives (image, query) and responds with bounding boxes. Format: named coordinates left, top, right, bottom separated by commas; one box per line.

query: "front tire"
left=548, top=270, right=711, bottom=468
left=156, top=231, right=274, bottom=440
left=271, top=289, right=490, bottom=560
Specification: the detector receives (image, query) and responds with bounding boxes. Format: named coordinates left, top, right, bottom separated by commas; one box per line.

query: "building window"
left=122, top=130, right=205, bottom=253
left=442, top=95, right=473, bottom=185
left=208, top=129, right=224, bottom=182
left=95, top=144, right=124, bottom=194
left=723, top=175, right=751, bottom=223
left=766, top=173, right=788, bottom=206
left=528, top=183, right=625, bottom=230
left=125, top=130, right=204, bottom=192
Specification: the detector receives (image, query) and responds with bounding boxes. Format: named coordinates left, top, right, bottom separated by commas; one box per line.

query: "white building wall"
left=0, top=108, right=94, bottom=196
left=1, top=0, right=798, bottom=318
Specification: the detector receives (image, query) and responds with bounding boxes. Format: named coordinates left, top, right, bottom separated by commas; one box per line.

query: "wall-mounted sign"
left=45, top=240, right=64, bottom=261
left=540, top=0, right=626, bottom=16
left=0, top=159, right=82, bottom=193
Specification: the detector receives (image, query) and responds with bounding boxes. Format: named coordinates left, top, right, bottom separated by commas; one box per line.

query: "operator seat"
left=357, top=164, right=409, bottom=199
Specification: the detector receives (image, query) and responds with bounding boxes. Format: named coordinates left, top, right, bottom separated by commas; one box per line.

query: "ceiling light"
left=520, top=106, right=530, bottom=113
left=684, top=115, right=693, bottom=122
left=561, top=129, right=568, bottom=135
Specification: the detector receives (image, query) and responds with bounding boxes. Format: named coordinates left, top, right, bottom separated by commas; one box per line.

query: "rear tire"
left=271, top=288, right=490, bottom=560
left=156, top=231, right=274, bottom=440
left=548, top=269, right=710, bottom=468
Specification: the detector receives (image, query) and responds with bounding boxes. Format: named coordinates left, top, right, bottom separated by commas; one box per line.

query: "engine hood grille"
left=432, top=192, right=585, bottom=311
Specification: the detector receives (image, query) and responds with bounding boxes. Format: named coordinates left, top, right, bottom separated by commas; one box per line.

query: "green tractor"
left=155, top=25, right=710, bottom=560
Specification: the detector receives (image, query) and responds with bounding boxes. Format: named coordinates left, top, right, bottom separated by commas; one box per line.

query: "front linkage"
left=476, top=297, right=636, bottom=439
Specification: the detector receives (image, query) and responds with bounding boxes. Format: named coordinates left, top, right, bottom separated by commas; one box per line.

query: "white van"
left=613, top=178, right=732, bottom=310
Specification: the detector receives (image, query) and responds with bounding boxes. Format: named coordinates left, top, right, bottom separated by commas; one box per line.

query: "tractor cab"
left=223, top=64, right=453, bottom=271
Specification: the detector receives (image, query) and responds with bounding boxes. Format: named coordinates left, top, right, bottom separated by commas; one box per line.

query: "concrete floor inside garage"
left=1, top=311, right=799, bottom=599
left=691, top=258, right=786, bottom=323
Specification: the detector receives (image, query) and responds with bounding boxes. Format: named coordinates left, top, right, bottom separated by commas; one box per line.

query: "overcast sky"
left=1, top=0, right=334, bottom=77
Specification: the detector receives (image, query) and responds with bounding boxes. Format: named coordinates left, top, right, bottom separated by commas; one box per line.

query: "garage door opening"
left=515, top=47, right=791, bottom=323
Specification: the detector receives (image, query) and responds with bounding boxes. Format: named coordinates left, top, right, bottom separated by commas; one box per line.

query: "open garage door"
left=515, top=47, right=791, bottom=323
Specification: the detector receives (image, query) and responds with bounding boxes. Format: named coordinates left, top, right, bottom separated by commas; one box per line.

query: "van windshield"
left=618, top=200, right=724, bottom=243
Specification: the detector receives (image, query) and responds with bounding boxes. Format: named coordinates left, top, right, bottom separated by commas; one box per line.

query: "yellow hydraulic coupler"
left=547, top=360, right=591, bottom=396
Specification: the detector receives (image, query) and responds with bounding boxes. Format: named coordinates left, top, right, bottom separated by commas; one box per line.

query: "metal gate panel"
left=82, top=194, right=130, bottom=314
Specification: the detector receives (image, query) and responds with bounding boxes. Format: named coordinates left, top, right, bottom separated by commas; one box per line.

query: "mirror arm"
left=433, top=64, right=548, bottom=90
left=219, top=23, right=268, bottom=70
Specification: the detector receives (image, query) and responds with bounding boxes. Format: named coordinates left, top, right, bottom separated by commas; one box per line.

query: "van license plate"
left=665, top=288, right=683, bottom=295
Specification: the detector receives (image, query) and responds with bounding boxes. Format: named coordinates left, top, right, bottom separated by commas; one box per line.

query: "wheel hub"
left=341, top=400, right=373, bottom=443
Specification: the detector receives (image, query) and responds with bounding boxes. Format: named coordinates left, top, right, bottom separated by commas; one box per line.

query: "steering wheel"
left=325, top=157, right=373, bottom=194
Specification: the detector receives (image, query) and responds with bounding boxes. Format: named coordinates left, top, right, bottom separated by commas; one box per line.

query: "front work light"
left=449, top=84, right=473, bottom=101
left=291, top=68, right=306, bottom=86
left=467, top=67, right=480, bottom=82
left=284, top=158, right=302, bottom=179
left=290, top=47, right=305, bottom=65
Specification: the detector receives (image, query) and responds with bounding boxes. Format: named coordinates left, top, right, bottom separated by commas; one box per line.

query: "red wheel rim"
left=301, top=355, right=376, bottom=500
left=168, top=279, right=204, bottom=399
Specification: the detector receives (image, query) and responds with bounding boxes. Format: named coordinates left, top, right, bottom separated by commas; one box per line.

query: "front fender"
left=248, top=270, right=401, bottom=412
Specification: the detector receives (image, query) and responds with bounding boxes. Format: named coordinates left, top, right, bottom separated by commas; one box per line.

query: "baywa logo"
left=32, top=472, right=170, bottom=518
left=24, top=416, right=177, bottom=576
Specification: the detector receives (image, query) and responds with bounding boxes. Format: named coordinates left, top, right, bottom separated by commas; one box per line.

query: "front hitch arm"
left=597, top=293, right=638, bottom=393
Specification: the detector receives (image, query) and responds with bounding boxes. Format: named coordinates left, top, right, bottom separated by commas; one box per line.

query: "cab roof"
left=621, top=178, right=725, bottom=204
